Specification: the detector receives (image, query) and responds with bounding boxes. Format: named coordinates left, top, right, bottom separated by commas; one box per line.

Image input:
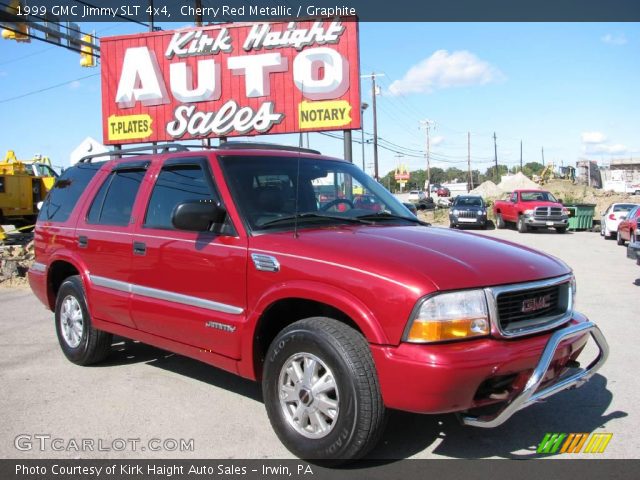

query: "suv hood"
left=264, top=225, right=570, bottom=294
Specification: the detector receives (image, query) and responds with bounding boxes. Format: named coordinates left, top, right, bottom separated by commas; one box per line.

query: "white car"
left=407, top=190, right=427, bottom=203
left=601, top=202, right=638, bottom=239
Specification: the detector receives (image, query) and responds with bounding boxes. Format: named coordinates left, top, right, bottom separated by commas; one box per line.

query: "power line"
left=0, top=73, right=99, bottom=104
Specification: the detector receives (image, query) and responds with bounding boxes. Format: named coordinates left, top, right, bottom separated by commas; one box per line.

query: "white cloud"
left=431, top=135, right=445, bottom=146
left=601, top=33, right=627, bottom=45
left=585, top=143, right=628, bottom=155
left=388, top=50, right=505, bottom=96
left=69, top=80, right=81, bottom=89
left=581, top=131, right=607, bottom=144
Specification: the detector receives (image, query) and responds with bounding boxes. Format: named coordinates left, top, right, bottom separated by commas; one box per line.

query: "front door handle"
left=133, top=241, right=146, bottom=256
left=78, top=236, right=88, bottom=248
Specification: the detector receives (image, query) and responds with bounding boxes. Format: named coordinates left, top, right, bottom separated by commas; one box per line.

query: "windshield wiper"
left=258, top=213, right=375, bottom=228
left=354, top=212, right=430, bottom=226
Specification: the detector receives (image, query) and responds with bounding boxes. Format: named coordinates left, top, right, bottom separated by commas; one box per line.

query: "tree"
left=522, top=162, right=545, bottom=177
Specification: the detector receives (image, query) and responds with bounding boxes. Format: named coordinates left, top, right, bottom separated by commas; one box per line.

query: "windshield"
left=520, top=191, right=558, bottom=202
left=454, top=196, right=483, bottom=207
left=613, top=204, right=637, bottom=212
left=220, top=155, right=414, bottom=231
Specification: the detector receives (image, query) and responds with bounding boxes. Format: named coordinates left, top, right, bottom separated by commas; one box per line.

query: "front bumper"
left=449, top=214, right=486, bottom=226
left=627, top=240, right=640, bottom=265
left=523, top=214, right=568, bottom=228
left=371, top=313, right=608, bottom=426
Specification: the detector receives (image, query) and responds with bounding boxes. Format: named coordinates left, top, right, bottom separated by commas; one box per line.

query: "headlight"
left=451, top=209, right=459, bottom=215
left=524, top=209, right=534, bottom=216
left=477, top=209, right=486, bottom=216
left=562, top=207, right=570, bottom=216
left=570, top=274, right=577, bottom=304
left=405, top=290, right=490, bottom=343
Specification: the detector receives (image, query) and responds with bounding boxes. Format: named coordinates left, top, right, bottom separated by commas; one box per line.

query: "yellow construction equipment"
left=0, top=150, right=57, bottom=224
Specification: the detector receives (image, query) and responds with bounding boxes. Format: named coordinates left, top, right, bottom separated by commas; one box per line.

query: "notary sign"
left=100, top=19, right=360, bottom=144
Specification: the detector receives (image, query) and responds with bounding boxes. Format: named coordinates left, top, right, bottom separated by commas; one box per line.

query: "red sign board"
left=100, top=19, right=360, bottom=145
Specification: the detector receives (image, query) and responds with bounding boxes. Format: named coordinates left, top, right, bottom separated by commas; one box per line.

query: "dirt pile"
left=470, top=181, right=503, bottom=199
left=498, top=172, right=541, bottom=192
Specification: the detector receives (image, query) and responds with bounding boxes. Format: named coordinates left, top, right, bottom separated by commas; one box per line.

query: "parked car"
left=626, top=218, right=640, bottom=265
left=493, top=189, right=569, bottom=233
left=601, top=202, right=638, bottom=239
left=436, top=186, right=450, bottom=197
left=449, top=195, right=487, bottom=229
left=617, top=204, right=640, bottom=245
left=29, top=143, right=608, bottom=462
left=407, top=190, right=427, bottom=203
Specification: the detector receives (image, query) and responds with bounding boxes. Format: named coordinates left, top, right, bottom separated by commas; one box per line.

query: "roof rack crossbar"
left=78, top=143, right=189, bottom=163
left=218, top=142, right=321, bottom=155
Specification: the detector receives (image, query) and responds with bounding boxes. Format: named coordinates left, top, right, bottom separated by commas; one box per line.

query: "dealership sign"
left=100, top=19, right=360, bottom=144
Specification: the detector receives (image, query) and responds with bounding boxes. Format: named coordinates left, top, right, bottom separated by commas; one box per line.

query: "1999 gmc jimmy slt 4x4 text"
left=28, top=143, right=608, bottom=462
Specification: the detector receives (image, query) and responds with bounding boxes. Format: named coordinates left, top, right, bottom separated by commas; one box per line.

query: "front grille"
left=457, top=210, right=477, bottom=219
left=496, top=282, right=570, bottom=333
left=534, top=206, right=563, bottom=220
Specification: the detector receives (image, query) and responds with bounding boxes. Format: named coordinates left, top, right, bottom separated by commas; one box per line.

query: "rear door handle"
left=78, top=236, right=88, bottom=248
left=133, top=241, right=146, bottom=256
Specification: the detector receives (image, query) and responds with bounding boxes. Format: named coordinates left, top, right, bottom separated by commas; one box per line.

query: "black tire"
left=449, top=222, right=456, bottom=228
left=556, top=227, right=567, bottom=234
left=495, top=213, right=505, bottom=229
left=617, top=230, right=625, bottom=246
left=517, top=215, right=528, bottom=233
left=55, top=275, right=112, bottom=365
left=262, top=318, right=386, bottom=463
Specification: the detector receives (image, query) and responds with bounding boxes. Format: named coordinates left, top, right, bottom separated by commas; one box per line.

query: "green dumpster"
left=565, top=203, right=596, bottom=231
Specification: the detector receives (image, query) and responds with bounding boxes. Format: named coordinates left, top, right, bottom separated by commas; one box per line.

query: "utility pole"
left=361, top=102, right=369, bottom=172
left=493, top=132, right=499, bottom=182
left=520, top=140, right=523, bottom=172
left=361, top=73, right=384, bottom=180
left=194, top=0, right=203, bottom=26
left=420, top=120, right=434, bottom=195
left=541, top=146, right=545, bottom=166
left=467, top=131, right=473, bottom=191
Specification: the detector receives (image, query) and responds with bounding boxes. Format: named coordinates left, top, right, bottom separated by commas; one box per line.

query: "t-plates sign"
left=100, top=19, right=360, bottom=144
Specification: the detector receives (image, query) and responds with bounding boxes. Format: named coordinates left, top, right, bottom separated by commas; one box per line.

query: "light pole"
left=361, top=102, right=369, bottom=172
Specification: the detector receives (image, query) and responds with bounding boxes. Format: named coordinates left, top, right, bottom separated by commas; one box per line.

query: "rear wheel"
left=617, top=230, right=626, bottom=246
left=517, top=215, right=528, bottom=233
left=262, top=318, right=385, bottom=463
left=495, top=213, right=505, bottom=229
left=55, top=275, right=112, bottom=365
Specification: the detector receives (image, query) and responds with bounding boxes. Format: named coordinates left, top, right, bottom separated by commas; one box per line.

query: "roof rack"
left=77, top=141, right=322, bottom=164
left=78, top=144, right=189, bottom=163
left=218, top=142, right=321, bottom=155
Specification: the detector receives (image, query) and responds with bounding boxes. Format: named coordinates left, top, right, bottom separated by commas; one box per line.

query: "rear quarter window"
left=38, top=162, right=105, bottom=222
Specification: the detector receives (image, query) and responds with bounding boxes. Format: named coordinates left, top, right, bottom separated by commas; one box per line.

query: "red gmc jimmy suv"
left=28, top=143, right=608, bottom=461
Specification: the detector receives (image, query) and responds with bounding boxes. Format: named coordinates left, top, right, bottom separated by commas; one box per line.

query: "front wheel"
left=517, top=215, right=528, bottom=233
left=556, top=227, right=567, bottom=234
left=55, top=275, right=112, bottom=365
left=262, top=318, right=386, bottom=463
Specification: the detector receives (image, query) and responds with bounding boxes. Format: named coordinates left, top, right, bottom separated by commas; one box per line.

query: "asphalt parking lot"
left=1, top=228, right=638, bottom=460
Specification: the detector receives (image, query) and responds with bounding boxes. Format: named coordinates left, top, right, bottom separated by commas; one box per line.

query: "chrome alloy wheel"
left=278, top=352, right=339, bottom=439
left=60, top=295, right=84, bottom=348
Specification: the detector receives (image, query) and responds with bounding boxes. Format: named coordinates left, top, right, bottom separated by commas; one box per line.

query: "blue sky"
left=0, top=22, right=637, bottom=176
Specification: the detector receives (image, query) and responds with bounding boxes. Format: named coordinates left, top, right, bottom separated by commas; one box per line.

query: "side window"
left=38, top=162, right=104, bottom=222
left=144, top=164, right=215, bottom=230
left=510, top=192, right=518, bottom=202
left=87, top=169, right=146, bottom=226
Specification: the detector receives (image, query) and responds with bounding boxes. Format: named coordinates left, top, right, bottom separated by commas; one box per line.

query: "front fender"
left=237, top=280, right=389, bottom=379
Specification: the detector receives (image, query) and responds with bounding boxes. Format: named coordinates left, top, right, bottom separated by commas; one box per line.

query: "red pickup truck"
left=494, top=189, right=570, bottom=233
left=28, top=144, right=607, bottom=462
